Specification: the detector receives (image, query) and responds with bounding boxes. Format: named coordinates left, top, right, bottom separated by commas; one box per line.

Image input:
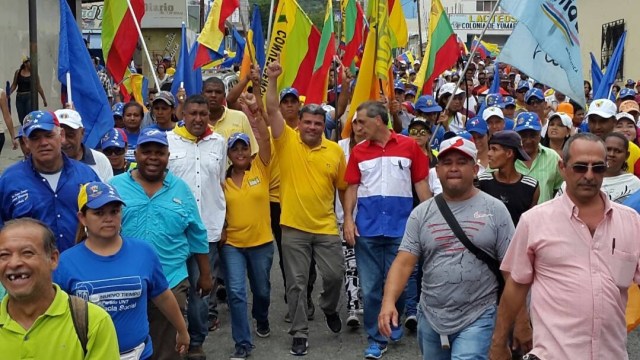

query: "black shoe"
left=290, top=337, right=308, bottom=356
left=256, top=321, right=270, bottom=338
left=216, top=284, right=227, bottom=303
left=307, top=298, right=315, bottom=320
left=325, top=312, right=342, bottom=333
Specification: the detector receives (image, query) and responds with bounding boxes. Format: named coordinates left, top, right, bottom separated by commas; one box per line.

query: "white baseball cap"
left=54, top=109, right=84, bottom=129
left=586, top=99, right=617, bottom=119
left=483, top=106, right=504, bottom=121
left=438, top=82, right=465, bottom=99
left=549, top=112, right=573, bottom=129
left=438, top=136, right=478, bottom=162
left=616, top=112, right=636, bottom=124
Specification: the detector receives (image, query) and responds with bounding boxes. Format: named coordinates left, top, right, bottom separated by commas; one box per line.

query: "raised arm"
left=243, top=92, right=270, bottom=165
left=265, top=59, right=286, bottom=139
left=226, top=70, right=252, bottom=110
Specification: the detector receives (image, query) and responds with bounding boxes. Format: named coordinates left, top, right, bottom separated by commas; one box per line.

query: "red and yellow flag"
left=102, top=0, right=144, bottom=85
left=198, top=0, right=240, bottom=55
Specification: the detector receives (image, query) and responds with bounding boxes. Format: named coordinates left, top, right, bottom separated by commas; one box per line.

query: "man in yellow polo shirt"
left=203, top=77, right=259, bottom=155
left=0, top=218, right=119, bottom=360
left=266, top=59, right=347, bottom=356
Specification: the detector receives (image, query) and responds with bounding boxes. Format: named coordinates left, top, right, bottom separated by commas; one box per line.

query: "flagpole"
left=334, top=0, right=342, bottom=142
left=126, top=0, right=161, bottom=91
left=429, top=0, right=502, bottom=146
left=266, top=0, right=276, bottom=46
left=416, top=0, right=424, bottom=59
left=66, top=72, right=73, bottom=106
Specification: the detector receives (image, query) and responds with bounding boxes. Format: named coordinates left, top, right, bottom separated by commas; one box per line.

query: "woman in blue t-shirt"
left=54, top=182, right=189, bottom=359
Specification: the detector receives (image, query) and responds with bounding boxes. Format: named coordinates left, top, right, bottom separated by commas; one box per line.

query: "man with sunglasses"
left=514, top=112, right=563, bottom=204
left=524, top=88, right=549, bottom=126
left=514, top=81, right=530, bottom=114
left=100, top=128, right=130, bottom=175
left=491, top=132, right=640, bottom=360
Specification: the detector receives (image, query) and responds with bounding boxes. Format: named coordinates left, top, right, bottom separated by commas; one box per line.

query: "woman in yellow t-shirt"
left=220, top=93, right=272, bottom=359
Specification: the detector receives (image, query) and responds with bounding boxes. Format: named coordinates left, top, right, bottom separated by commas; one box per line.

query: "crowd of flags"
left=55, top=0, right=617, bottom=147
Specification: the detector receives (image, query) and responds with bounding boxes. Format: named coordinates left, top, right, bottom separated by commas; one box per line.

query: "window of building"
left=601, top=19, right=625, bottom=81
left=476, top=0, right=498, bottom=12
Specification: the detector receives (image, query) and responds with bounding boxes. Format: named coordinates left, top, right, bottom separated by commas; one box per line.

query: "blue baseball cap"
left=414, top=95, right=442, bottom=113
left=394, top=82, right=406, bottom=92
left=227, top=132, right=251, bottom=149
left=619, top=88, right=637, bottom=100
left=22, top=111, right=60, bottom=138
left=101, top=128, right=128, bottom=149
left=15, top=126, right=24, bottom=140
left=78, top=182, right=125, bottom=210
left=516, top=80, right=531, bottom=92
left=406, top=89, right=416, bottom=97
left=503, top=96, right=516, bottom=107
left=443, top=130, right=473, bottom=141
left=112, top=102, right=125, bottom=117
left=137, top=127, right=168, bottom=147
left=485, top=93, right=504, bottom=108
left=525, top=88, right=545, bottom=103
left=504, top=117, right=515, bottom=130
left=465, top=117, right=488, bottom=136
left=514, top=112, right=542, bottom=132
left=279, top=87, right=299, bottom=102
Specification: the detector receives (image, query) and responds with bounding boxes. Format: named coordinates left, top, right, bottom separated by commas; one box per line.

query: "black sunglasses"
left=103, top=147, right=126, bottom=156
left=569, top=162, right=607, bottom=174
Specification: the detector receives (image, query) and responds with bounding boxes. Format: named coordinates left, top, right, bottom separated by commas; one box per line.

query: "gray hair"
left=562, top=132, right=605, bottom=163
left=356, top=101, right=389, bottom=126
left=298, top=104, right=327, bottom=120
left=1, top=218, right=57, bottom=256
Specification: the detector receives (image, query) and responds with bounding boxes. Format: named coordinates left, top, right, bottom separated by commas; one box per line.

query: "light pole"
left=28, top=0, right=39, bottom=109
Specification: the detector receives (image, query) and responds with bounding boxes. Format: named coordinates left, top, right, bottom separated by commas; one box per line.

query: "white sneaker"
left=346, top=310, right=360, bottom=329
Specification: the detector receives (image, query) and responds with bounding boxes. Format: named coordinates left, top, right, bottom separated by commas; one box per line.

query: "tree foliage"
left=250, top=0, right=328, bottom=39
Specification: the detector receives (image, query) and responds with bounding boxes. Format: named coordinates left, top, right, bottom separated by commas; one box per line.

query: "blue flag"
left=58, top=0, right=113, bottom=148
left=476, top=63, right=501, bottom=118
left=251, top=5, right=266, bottom=70
left=171, top=23, right=203, bottom=98
left=590, top=53, right=602, bottom=92
left=221, top=28, right=246, bottom=68
left=498, top=0, right=585, bottom=106
left=594, top=31, right=626, bottom=100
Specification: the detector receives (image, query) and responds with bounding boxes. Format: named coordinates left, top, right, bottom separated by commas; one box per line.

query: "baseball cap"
left=101, top=128, right=128, bottom=149
left=514, top=112, right=542, bottom=132
left=409, top=117, right=432, bottom=130
left=548, top=112, right=573, bottom=129
left=408, top=69, right=416, bottom=75
left=22, top=111, right=60, bottom=138
left=483, top=106, right=504, bottom=121
left=443, top=130, right=473, bottom=142
left=489, top=130, right=530, bottom=161
left=112, top=102, right=125, bottom=117
left=618, top=88, right=637, bottom=100
left=478, top=61, right=485, bottom=66
left=616, top=112, right=636, bottom=124
left=405, top=89, right=416, bottom=97
left=153, top=91, right=176, bottom=107
left=586, top=99, right=617, bottom=119
left=137, top=127, right=168, bottom=147
left=619, top=100, right=640, bottom=114
left=414, top=95, right=442, bottom=113
left=485, top=93, right=504, bottom=108
left=626, top=79, right=635, bottom=87
left=54, top=109, right=84, bottom=129
left=438, top=136, right=478, bottom=162
left=516, top=80, right=531, bottom=92
left=279, top=87, right=300, bottom=102
left=438, top=83, right=464, bottom=98
left=525, top=88, right=545, bottom=103
left=394, top=82, right=406, bottom=92
left=503, top=96, right=516, bottom=108
left=227, top=132, right=251, bottom=149
left=466, top=117, right=488, bottom=136
left=413, top=60, right=421, bottom=65
left=78, top=182, right=125, bottom=210
left=556, top=102, right=574, bottom=116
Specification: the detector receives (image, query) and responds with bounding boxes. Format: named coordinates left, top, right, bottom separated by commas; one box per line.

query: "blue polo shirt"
left=109, top=170, right=208, bottom=288
left=0, top=155, right=100, bottom=252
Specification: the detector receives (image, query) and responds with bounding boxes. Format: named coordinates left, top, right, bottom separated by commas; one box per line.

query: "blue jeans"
left=187, top=243, right=221, bottom=347
left=417, top=305, right=497, bottom=360
left=220, top=242, right=274, bottom=349
left=355, top=236, right=405, bottom=345
left=405, top=263, right=422, bottom=316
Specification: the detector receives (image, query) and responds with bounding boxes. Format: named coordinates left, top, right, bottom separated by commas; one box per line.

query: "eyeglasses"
left=409, top=128, right=430, bottom=136
left=103, top=147, right=126, bottom=156
left=569, top=162, right=607, bottom=174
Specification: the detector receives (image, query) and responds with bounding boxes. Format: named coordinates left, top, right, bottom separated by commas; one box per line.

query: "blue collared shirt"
left=109, top=170, right=208, bottom=288
left=0, top=155, right=100, bottom=252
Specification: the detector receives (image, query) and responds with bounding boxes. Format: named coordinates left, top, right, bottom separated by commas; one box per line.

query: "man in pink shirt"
left=490, top=132, right=640, bottom=360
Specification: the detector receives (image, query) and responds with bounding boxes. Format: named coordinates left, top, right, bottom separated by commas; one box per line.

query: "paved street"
left=0, top=138, right=639, bottom=359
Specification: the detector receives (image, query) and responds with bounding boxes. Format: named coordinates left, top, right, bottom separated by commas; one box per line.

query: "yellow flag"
left=389, top=0, right=408, bottom=47
left=371, top=0, right=392, bottom=80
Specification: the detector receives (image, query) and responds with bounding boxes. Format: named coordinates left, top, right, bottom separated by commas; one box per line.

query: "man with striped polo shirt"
left=343, top=101, right=431, bottom=359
